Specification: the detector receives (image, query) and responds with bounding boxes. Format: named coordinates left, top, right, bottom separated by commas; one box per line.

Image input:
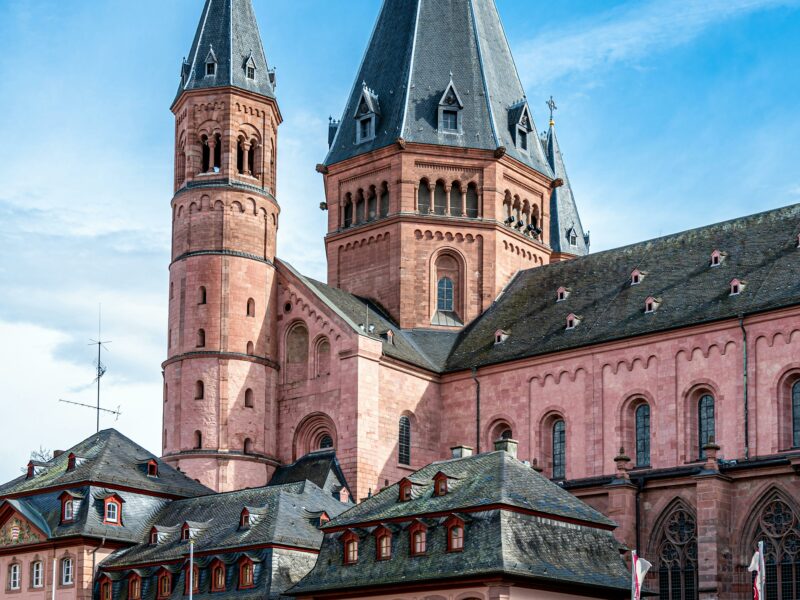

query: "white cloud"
left=517, top=0, right=800, bottom=86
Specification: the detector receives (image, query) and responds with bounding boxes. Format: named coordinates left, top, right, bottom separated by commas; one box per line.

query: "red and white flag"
left=748, top=541, right=766, bottom=600
left=631, top=550, right=652, bottom=600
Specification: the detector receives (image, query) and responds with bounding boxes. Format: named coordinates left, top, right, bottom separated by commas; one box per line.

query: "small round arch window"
left=320, top=435, right=334, bottom=450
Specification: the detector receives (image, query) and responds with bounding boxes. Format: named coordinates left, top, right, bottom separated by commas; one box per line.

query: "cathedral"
left=2, top=1, right=800, bottom=599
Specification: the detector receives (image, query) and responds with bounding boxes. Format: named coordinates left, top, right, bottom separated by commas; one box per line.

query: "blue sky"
left=0, top=0, right=799, bottom=481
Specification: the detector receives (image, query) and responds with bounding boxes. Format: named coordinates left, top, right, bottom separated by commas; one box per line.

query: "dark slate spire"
left=325, top=0, right=552, bottom=177
left=543, top=118, right=589, bottom=256
left=178, top=0, right=275, bottom=101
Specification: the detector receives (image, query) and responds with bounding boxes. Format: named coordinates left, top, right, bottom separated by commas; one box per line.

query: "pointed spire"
left=544, top=112, right=589, bottom=256
left=177, top=0, right=275, bottom=102
left=325, top=0, right=552, bottom=177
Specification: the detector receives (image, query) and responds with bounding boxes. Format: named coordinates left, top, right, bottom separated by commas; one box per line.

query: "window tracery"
left=750, top=494, right=800, bottom=600
left=655, top=504, right=698, bottom=600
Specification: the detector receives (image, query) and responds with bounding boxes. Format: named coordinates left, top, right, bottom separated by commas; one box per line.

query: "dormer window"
left=247, top=66, right=255, bottom=80
left=398, top=479, right=413, bottom=502
left=438, top=76, right=464, bottom=133
left=205, top=46, right=218, bottom=78
left=796, top=233, right=800, bottom=248
left=103, top=496, right=123, bottom=525
left=566, top=313, right=581, bottom=330
left=556, top=287, right=569, bottom=302
left=374, top=526, right=392, bottom=561
left=342, top=531, right=359, bottom=565
left=710, top=250, right=723, bottom=267
left=319, top=512, right=330, bottom=525
left=238, top=558, right=255, bottom=590
left=730, top=278, right=744, bottom=296
left=645, top=296, right=660, bottom=314
left=99, top=576, right=112, bottom=600
left=433, top=472, right=448, bottom=496
left=184, top=565, right=199, bottom=595
left=240, top=508, right=251, bottom=529
left=409, top=522, right=427, bottom=556
left=355, top=83, right=380, bottom=144
left=149, top=528, right=159, bottom=545
left=156, top=570, right=172, bottom=600
left=210, top=560, right=226, bottom=592
left=146, top=459, right=159, bottom=478
left=128, top=574, right=142, bottom=600
left=518, top=130, right=528, bottom=151
left=63, top=499, right=74, bottom=523
left=243, top=53, right=257, bottom=81
left=511, top=101, right=534, bottom=153
left=445, top=516, right=465, bottom=552
left=181, top=523, right=192, bottom=541
left=26, top=461, right=34, bottom=479
left=570, top=230, right=578, bottom=247
left=494, top=329, right=509, bottom=345
left=631, top=269, right=643, bottom=285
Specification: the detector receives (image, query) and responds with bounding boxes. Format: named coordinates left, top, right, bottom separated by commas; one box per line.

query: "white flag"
left=631, top=550, right=652, bottom=600
left=747, top=541, right=765, bottom=600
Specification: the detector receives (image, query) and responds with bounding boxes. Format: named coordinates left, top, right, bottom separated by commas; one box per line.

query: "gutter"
left=472, top=367, right=481, bottom=453
left=91, top=537, right=106, bottom=581
left=740, top=315, right=750, bottom=460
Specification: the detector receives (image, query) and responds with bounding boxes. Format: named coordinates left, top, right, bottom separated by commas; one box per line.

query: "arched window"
left=466, top=183, right=479, bottom=218
left=246, top=298, right=256, bottom=317
left=316, top=338, right=331, bottom=377
left=501, top=428, right=512, bottom=440
left=244, top=388, right=254, bottom=408
left=367, top=187, right=377, bottom=221
left=320, top=435, right=334, bottom=449
left=128, top=575, right=142, bottom=600
left=156, top=570, right=171, bottom=600
left=237, top=138, right=245, bottom=174
left=8, top=563, right=20, bottom=590
left=211, top=561, right=226, bottom=592
left=552, top=420, right=566, bottom=479
left=398, top=416, right=411, bottom=466
left=31, top=560, right=43, bottom=588
left=433, top=181, right=447, bottom=215
left=99, top=578, right=112, bottom=600
left=635, top=404, right=651, bottom=467
left=355, top=190, right=365, bottom=224
left=793, top=381, right=800, bottom=448
left=243, top=438, right=253, bottom=454
left=749, top=493, right=800, bottom=599
left=437, top=277, right=454, bottom=312
left=197, top=329, right=206, bottom=348
left=379, top=182, right=389, bottom=217
left=61, top=557, right=74, bottom=585
left=449, top=183, right=462, bottom=217
left=193, top=431, right=202, bottom=449
left=198, top=286, right=207, bottom=305
left=246, top=341, right=254, bottom=355
left=248, top=143, right=256, bottom=176
left=418, top=179, right=431, bottom=213
left=698, top=394, right=715, bottom=458
left=286, top=322, right=309, bottom=384
left=343, top=194, right=353, bottom=228
left=201, top=135, right=211, bottom=173
left=195, top=380, right=204, bottom=400
left=239, top=559, right=255, bottom=590
left=655, top=504, right=697, bottom=600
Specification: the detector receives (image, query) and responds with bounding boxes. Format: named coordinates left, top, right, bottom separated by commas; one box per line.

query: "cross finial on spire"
left=546, top=96, right=557, bottom=125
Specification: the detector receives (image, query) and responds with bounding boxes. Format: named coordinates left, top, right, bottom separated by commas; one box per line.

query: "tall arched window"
left=655, top=503, right=698, bottom=600
left=244, top=388, right=254, bottom=408
left=247, top=298, right=255, bottom=317
left=635, top=404, right=651, bottom=467
left=418, top=179, right=431, bottom=213
left=243, top=438, right=253, bottom=454
left=355, top=190, right=365, bottom=224
left=194, top=380, right=204, bottom=400
left=193, top=431, right=202, bottom=449
left=698, top=394, right=715, bottom=458
left=379, top=182, right=389, bottom=217
left=433, top=181, right=447, bottom=215
left=198, top=286, right=207, bottom=305
left=367, top=187, right=377, bottom=221
left=449, top=184, right=462, bottom=217
left=316, top=338, right=331, bottom=377
left=749, top=492, right=800, bottom=599
left=236, top=138, right=245, bottom=174
left=466, top=183, right=479, bottom=218
left=398, top=416, right=411, bottom=466
left=197, top=329, right=206, bottom=348
left=343, top=194, right=353, bottom=228
left=437, top=277, right=454, bottom=312
left=793, top=381, right=800, bottom=448
left=286, top=322, right=309, bottom=384
left=552, top=420, right=566, bottom=479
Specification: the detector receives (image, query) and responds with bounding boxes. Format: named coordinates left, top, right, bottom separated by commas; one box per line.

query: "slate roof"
left=267, top=450, right=352, bottom=502
left=544, top=121, right=589, bottom=256
left=324, top=0, right=552, bottom=178
left=100, top=481, right=349, bottom=568
left=176, top=0, right=275, bottom=103
left=278, top=259, right=459, bottom=372
left=324, top=450, right=614, bottom=529
left=290, top=450, right=628, bottom=596
left=0, top=429, right=211, bottom=498
left=447, top=202, right=800, bottom=370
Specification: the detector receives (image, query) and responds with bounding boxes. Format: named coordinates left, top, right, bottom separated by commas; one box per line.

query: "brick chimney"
left=494, top=438, right=518, bottom=459
left=450, top=446, right=474, bottom=459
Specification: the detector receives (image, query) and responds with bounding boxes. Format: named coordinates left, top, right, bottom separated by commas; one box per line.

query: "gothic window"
left=552, top=420, right=566, bottom=479
left=749, top=494, right=800, bottom=600
left=466, top=183, right=479, bottom=218
left=793, top=382, right=800, bottom=448
left=418, top=179, right=431, bottom=213
left=698, top=394, right=715, bottom=459
left=379, top=182, right=389, bottom=217
left=399, top=416, right=411, bottom=465
left=437, top=277, right=454, bottom=312
left=244, top=388, right=254, bottom=408
left=286, top=322, right=309, bottom=384
left=434, top=181, right=447, bottom=215
left=655, top=504, right=698, bottom=600
left=636, top=404, right=651, bottom=467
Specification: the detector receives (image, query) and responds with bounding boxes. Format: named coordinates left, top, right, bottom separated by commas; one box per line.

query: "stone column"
left=444, top=183, right=451, bottom=216
left=242, top=141, right=251, bottom=175
left=207, top=138, right=217, bottom=172
left=461, top=190, right=468, bottom=217
left=694, top=440, right=733, bottom=600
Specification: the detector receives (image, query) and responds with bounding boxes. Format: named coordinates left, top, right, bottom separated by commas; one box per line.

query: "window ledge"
left=396, top=463, right=415, bottom=472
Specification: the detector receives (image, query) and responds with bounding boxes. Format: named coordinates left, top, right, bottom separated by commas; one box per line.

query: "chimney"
left=450, top=446, right=474, bottom=459
left=53, top=450, right=64, bottom=458
left=494, top=438, right=518, bottom=458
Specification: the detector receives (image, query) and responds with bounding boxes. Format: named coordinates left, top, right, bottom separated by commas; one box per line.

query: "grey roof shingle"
left=324, top=0, right=552, bottom=178
left=289, top=451, right=628, bottom=596
left=544, top=121, right=589, bottom=256
left=176, top=0, right=275, bottom=103
left=267, top=450, right=352, bottom=502
left=446, top=203, right=800, bottom=370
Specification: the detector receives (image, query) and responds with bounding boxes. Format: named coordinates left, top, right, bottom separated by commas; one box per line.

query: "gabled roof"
left=543, top=120, right=589, bottom=256
left=0, top=429, right=211, bottom=498
left=267, top=450, right=352, bottom=502
left=324, top=0, right=552, bottom=177
left=176, top=0, right=275, bottom=103
left=100, top=482, right=349, bottom=568
left=447, top=202, right=800, bottom=370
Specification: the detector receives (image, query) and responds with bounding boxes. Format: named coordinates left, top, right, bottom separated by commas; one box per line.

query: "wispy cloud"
left=517, top=0, right=799, bottom=86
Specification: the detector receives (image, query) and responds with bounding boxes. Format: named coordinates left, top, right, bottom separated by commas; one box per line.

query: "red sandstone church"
left=4, top=0, right=800, bottom=599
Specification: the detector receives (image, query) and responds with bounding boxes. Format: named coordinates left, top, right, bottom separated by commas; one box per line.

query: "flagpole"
left=757, top=540, right=765, bottom=600
left=189, top=539, right=194, bottom=600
